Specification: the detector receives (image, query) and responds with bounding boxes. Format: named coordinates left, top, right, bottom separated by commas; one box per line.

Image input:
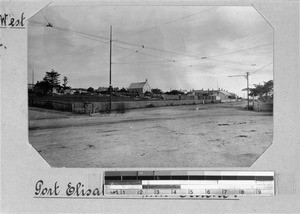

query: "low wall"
left=161, top=94, right=180, bottom=100
left=89, top=99, right=209, bottom=113
left=253, top=101, right=273, bottom=112
left=29, top=99, right=224, bottom=114
left=221, top=99, right=238, bottom=103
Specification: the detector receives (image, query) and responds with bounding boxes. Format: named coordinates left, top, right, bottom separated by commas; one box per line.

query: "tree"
left=120, top=87, right=128, bottom=93
left=243, top=80, right=273, bottom=101
left=33, top=81, right=52, bottom=95
left=151, top=88, right=163, bottom=94
left=165, top=90, right=184, bottom=95
left=62, top=76, right=68, bottom=89
left=43, top=69, right=61, bottom=94
left=262, top=80, right=273, bottom=100
left=112, top=87, right=119, bottom=92
left=144, top=91, right=153, bottom=97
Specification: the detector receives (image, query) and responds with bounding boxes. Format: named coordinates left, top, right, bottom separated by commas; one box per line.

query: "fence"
left=253, top=101, right=273, bottom=112
left=29, top=98, right=229, bottom=114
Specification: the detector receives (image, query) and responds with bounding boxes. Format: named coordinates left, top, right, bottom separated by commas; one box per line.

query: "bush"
left=115, top=103, right=126, bottom=114
left=146, top=104, right=155, bottom=108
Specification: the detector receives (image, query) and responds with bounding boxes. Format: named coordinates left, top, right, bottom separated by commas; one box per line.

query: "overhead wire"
left=52, top=26, right=109, bottom=45
left=113, top=39, right=272, bottom=66
left=114, top=6, right=218, bottom=41
left=116, top=46, right=145, bottom=61
left=33, top=10, right=273, bottom=77
left=203, top=43, right=272, bottom=59
left=250, top=62, right=273, bottom=74
left=35, top=11, right=272, bottom=68
left=113, top=44, right=175, bottom=62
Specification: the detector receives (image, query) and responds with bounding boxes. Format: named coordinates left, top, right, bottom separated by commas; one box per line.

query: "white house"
left=128, top=79, right=151, bottom=94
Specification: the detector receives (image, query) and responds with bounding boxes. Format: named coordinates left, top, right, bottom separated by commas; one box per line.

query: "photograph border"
left=1, top=0, right=299, bottom=213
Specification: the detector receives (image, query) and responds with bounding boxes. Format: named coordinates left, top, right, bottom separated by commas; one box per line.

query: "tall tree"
left=262, top=80, right=273, bottom=99
left=43, top=69, right=61, bottom=94
left=243, top=80, right=273, bottom=101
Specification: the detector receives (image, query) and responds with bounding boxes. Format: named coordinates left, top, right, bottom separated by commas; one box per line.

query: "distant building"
left=193, top=89, right=237, bottom=101
left=128, top=79, right=151, bottom=94
left=52, top=86, right=63, bottom=94
left=64, top=89, right=75, bottom=95
left=179, top=89, right=188, bottom=94
left=72, top=88, right=88, bottom=94
left=96, top=87, right=108, bottom=92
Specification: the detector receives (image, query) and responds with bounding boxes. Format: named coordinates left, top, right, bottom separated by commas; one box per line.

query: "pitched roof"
left=218, top=91, right=235, bottom=96
left=128, top=81, right=147, bottom=89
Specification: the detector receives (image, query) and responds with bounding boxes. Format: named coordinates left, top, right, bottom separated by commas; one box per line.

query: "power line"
left=52, top=25, right=109, bottom=41
left=203, top=58, right=252, bottom=66
left=31, top=20, right=177, bottom=65
left=115, top=40, right=199, bottom=59
left=203, top=43, right=272, bottom=58
left=31, top=12, right=109, bottom=43
left=31, top=11, right=273, bottom=76
left=114, top=6, right=218, bottom=41
left=114, top=39, right=272, bottom=66
left=52, top=26, right=109, bottom=45
left=32, top=14, right=272, bottom=68
left=113, top=60, right=171, bottom=64
left=113, top=44, right=175, bottom=62
left=117, top=46, right=144, bottom=61
left=28, top=20, right=108, bottom=44
left=251, top=62, right=273, bottom=74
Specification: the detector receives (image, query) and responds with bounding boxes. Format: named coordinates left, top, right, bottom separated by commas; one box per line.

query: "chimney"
left=146, top=78, right=148, bottom=82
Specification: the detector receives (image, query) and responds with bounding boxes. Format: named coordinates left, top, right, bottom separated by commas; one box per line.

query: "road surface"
left=29, top=102, right=273, bottom=168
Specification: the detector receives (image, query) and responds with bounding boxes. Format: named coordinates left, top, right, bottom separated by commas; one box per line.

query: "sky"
left=28, top=5, right=273, bottom=97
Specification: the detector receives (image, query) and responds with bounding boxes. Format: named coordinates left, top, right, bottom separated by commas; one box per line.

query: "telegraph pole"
left=246, top=72, right=249, bottom=109
left=32, top=69, right=34, bottom=84
left=109, top=25, right=112, bottom=113
left=228, top=72, right=250, bottom=110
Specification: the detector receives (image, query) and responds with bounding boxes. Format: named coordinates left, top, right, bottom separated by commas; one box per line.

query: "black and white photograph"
left=28, top=5, right=274, bottom=168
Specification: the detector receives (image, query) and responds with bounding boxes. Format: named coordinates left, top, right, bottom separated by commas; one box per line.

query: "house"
left=64, top=88, right=75, bottom=95
left=193, top=89, right=237, bottom=101
left=72, top=88, right=88, bottom=94
left=128, top=79, right=151, bottom=94
left=96, top=87, right=108, bottom=92
left=52, top=86, right=63, bottom=94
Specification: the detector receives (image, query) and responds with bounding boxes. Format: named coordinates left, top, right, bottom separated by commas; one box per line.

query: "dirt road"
left=29, top=102, right=273, bottom=168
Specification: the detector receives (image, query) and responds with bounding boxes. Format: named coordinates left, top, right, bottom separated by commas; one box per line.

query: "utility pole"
left=32, top=69, right=34, bottom=84
left=109, top=25, right=112, bottom=113
left=228, top=72, right=250, bottom=110
left=246, top=72, right=249, bottom=109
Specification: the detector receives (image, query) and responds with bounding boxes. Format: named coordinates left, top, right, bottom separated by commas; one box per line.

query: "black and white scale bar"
left=103, top=171, right=275, bottom=197
left=104, top=171, right=274, bottom=183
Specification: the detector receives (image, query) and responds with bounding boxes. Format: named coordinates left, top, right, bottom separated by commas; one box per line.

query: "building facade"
left=128, top=79, right=151, bottom=94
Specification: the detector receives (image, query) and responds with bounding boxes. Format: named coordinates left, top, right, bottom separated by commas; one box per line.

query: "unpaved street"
left=29, top=102, right=273, bottom=168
